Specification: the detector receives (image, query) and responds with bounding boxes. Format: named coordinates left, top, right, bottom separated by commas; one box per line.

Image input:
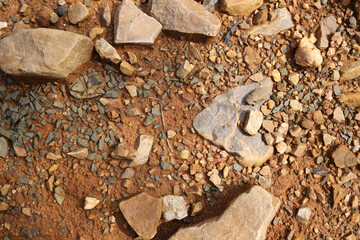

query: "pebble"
left=0, top=137, right=8, bottom=158
left=295, top=34, right=323, bottom=68
left=176, top=150, right=190, bottom=160
left=22, top=207, right=31, bottom=216
left=288, top=73, right=299, bottom=85
left=67, top=148, right=88, bottom=159
left=0, top=202, right=9, bottom=211
left=272, top=69, right=281, bottom=82
left=176, top=60, right=193, bottom=79
left=120, top=168, right=135, bottom=179
left=120, top=61, right=135, bottom=76
left=68, top=2, right=88, bottom=24
left=332, top=145, right=359, bottom=168
left=0, top=22, right=8, bottom=30
left=333, top=107, right=345, bottom=123
left=126, top=85, right=137, bottom=97
left=275, top=142, right=287, bottom=154
left=296, top=207, right=312, bottom=223
left=162, top=195, right=188, bottom=221
left=167, top=130, right=176, bottom=138
left=243, top=109, right=263, bottom=136
left=54, top=186, right=65, bottom=205
left=289, top=100, right=303, bottom=111
left=84, top=197, right=100, bottom=210
left=323, top=133, right=336, bottom=146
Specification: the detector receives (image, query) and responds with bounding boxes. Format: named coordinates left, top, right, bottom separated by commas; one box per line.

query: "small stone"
left=176, top=60, right=193, bottom=79
left=0, top=202, right=9, bottom=211
left=101, top=4, right=111, bottom=27
left=121, top=135, right=154, bottom=167
left=191, top=202, right=203, bottom=216
left=262, top=120, right=274, bottom=133
left=22, top=207, right=31, bottom=216
left=249, top=72, right=264, bottom=82
left=349, top=16, right=357, bottom=28
left=121, top=168, right=135, bottom=179
left=13, top=145, right=27, bottom=157
left=0, top=137, right=8, bottom=158
left=301, top=118, right=314, bottom=130
left=333, top=107, right=345, bottom=123
left=36, top=6, right=55, bottom=27
left=46, top=152, right=62, bottom=160
left=313, top=110, right=324, bottom=124
left=340, top=61, right=360, bottom=81
left=0, top=22, right=8, bottom=30
left=332, top=70, right=340, bottom=81
left=68, top=2, right=88, bottom=24
left=332, top=145, right=359, bottom=168
left=126, top=85, right=137, bottom=97
left=119, top=192, right=162, bottom=240
left=167, top=130, right=176, bottom=139
left=296, top=207, right=312, bottom=223
left=222, top=0, right=263, bottom=16
left=176, top=150, right=190, bottom=160
left=162, top=195, right=188, bottom=221
left=289, top=100, right=303, bottom=111
left=295, top=34, right=323, bottom=68
left=120, top=61, right=135, bottom=76
left=272, top=69, right=281, bottom=82
left=67, top=148, right=88, bottom=159
left=124, top=107, right=141, bottom=117
left=253, top=8, right=268, bottom=25
left=323, top=133, right=336, bottom=146
left=244, top=109, right=263, bottom=136
left=89, top=26, right=105, bottom=40
left=84, top=197, right=100, bottom=210
left=111, top=143, right=137, bottom=160
left=1, top=184, right=10, bottom=196
left=288, top=73, right=299, bottom=85
left=291, top=143, right=306, bottom=157
left=95, top=38, right=121, bottom=64
left=315, top=16, right=338, bottom=50
left=275, top=142, right=287, bottom=154
left=56, top=5, right=68, bottom=17
left=54, top=186, right=65, bottom=205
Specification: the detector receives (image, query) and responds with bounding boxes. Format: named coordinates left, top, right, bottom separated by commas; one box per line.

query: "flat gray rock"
left=169, top=186, right=281, bottom=240
left=0, top=137, right=8, bottom=158
left=193, top=78, right=273, bottom=167
left=0, top=28, right=93, bottom=79
left=247, top=8, right=294, bottom=36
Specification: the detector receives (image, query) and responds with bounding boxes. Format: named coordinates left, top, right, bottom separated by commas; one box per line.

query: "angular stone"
left=68, top=2, right=88, bottom=24
left=222, top=0, right=263, bottom=16
left=0, top=202, right=9, bottom=211
left=0, top=28, right=93, bottom=79
left=247, top=8, right=294, bottom=36
left=169, top=186, right=280, bottom=240
left=54, top=186, right=65, bottom=205
left=120, top=61, right=135, bottom=76
left=244, top=109, right=263, bottom=136
left=0, top=137, right=8, bottom=158
left=333, top=107, right=345, bottom=123
left=289, top=100, right=303, bottom=111
left=149, top=0, right=221, bottom=36
left=162, top=195, right=188, bottom=221
left=315, top=16, right=338, bottom=50
left=67, top=148, right=88, bottom=159
left=111, top=143, right=137, bottom=160
left=333, top=145, right=359, bottom=168
left=246, top=87, right=272, bottom=105
left=14, top=145, right=27, bottom=157
left=114, top=0, right=162, bottom=44
left=176, top=150, right=190, bottom=160
left=101, top=4, right=111, bottom=27
left=296, top=207, right=312, bottom=223
left=46, top=152, right=61, bottom=160
left=193, top=78, right=273, bottom=167
left=95, top=38, right=121, bottom=64
left=323, top=133, right=336, bottom=146
left=120, top=135, right=154, bottom=168
left=84, top=197, right=100, bottom=210
left=119, top=192, right=162, bottom=239
left=69, top=73, right=105, bottom=99
left=295, top=34, right=323, bottom=68
left=176, top=60, right=193, bottom=79
left=125, top=85, right=137, bottom=97
left=124, top=107, right=141, bottom=117
left=121, top=168, right=135, bottom=179
left=340, top=61, right=360, bottom=81
left=253, top=9, right=268, bottom=25
left=291, top=143, right=306, bottom=157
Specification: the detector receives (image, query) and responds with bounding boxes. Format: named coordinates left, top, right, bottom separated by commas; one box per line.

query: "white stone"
left=244, top=109, right=263, bottom=136
left=290, top=100, right=303, bottom=111
left=84, top=197, right=100, bottom=210
left=162, top=195, right=188, bottom=221
left=126, top=85, right=137, bottom=98
left=0, top=22, right=8, bottom=30
left=296, top=207, right=312, bottom=223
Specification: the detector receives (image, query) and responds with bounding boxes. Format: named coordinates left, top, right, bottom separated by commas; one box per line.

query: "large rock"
left=315, top=16, right=338, bottom=50
left=114, top=0, right=162, bottom=45
left=148, top=0, right=221, bottom=37
left=247, top=8, right=294, bottom=36
left=119, top=192, right=162, bottom=239
left=0, top=28, right=93, bottom=79
left=340, top=61, right=360, bottom=81
left=193, top=78, right=273, bottom=167
left=222, top=0, right=263, bottom=17
left=169, top=186, right=281, bottom=240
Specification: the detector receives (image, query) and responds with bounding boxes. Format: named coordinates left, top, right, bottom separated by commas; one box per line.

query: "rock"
left=191, top=202, right=203, bottom=216
left=101, top=4, right=111, bottom=27
left=340, top=61, right=360, bottom=81
left=54, top=186, right=65, bottom=205
left=247, top=8, right=294, bottom=36
left=111, top=143, right=137, bottom=160
left=176, top=60, right=194, bottom=79
left=0, top=28, right=93, bottom=79
left=95, top=38, right=121, bottom=64
left=121, top=135, right=154, bottom=168
left=253, top=8, right=268, bottom=25
left=246, top=87, right=272, bottom=105
left=193, top=78, right=273, bottom=167
left=121, top=168, right=135, bottom=179
left=209, top=170, right=223, bottom=191
left=124, top=107, right=141, bottom=117
left=169, top=186, right=280, bottom=240
left=89, top=26, right=105, bottom=39
left=119, top=192, right=162, bottom=239
left=68, top=73, right=105, bottom=99
left=222, top=0, right=263, bottom=16
left=244, top=109, right=263, bottom=136
left=323, top=133, right=336, bottom=146
left=126, top=85, right=138, bottom=97
left=295, top=34, right=323, bottom=68
left=315, top=16, right=338, bottom=50
left=22, top=207, right=31, bottom=216
left=176, top=150, right=190, bottom=160
left=120, top=61, right=135, bottom=76
left=271, top=69, right=281, bottom=82
left=333, top=185, right=347, bottom=208
left=289, top=100, right=303, bottom=111
left=84, top=197, right=100, bottom=210
left=332, top=145, right=358, bottom=168
left=300, top=118, right=314, bottom=129
left=162, top=195, right=188, bottom=221
left=275, top=142, right=287, bottom=154
left=0, top=137, right=8, bottom=158
left=149, top=0, right=221, bottom=36
left=68, top=2, right=88, bottom=24
left=67, top=148, right=88, bottom=159
left=46, top=152, right=62, bottom=160
left=0, top=202, right=9, bottom=211
left=313, top=110, right=324, bottom=124
left=0, top=22, right=7, bottom=30
left=36, top=6, right=56, bottom=27
left=243, top=46, right=262, bottom=71
left=114, top=0, right=162, bottom=44
left=14, top=145, right=27, bottom=157
left=288, top=73, right=299, bottom=85
left=167, top=130, right=176, bottom=139
left=1, top=184, right=10, bottom=196
left=291, top=143, right=306, bottom=157
left=296, top=207, right=312, bottom=223
left=333, top=107, right=345, bottom=123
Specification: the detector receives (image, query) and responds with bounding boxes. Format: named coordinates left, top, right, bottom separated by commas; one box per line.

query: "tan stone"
left=95, top=38, right=121, bottom=64
left=295, top=34, right=323, bottom=68
left=149, top=0, right=221, bottom=36
left=176, top=60, right=194, bottom=79
left=114, top=0, right=162, bottom=44
left=120, top=135, right=154, bottom=168
left=68, top=2, right=88, bottom=24
left=67, top=148, right=88, bottom=159
left=0, top=28, right=93, bottom=79
left=340, top=61, right=360, bottom=81
left=120, top=192, right=162, bottom=239
left=222, top=0, right=263, bottom=16
left=333, top=145, right=358, bottom=168
left=169, top=186, right=280, bottom=240
left=244, top=109, right=263, bottom=136
left=120, top=61, right=135, bottom=76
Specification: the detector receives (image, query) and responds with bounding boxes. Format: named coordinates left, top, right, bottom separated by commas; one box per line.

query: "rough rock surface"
left=0, top=28, right=93, bottom=79
left=162, top=195, right=188, bottom=221
left=247, top=8, right=294, bottom=36
left=119, top=192, right=162, bottom=239
left=193, top=78, right=274, bottom=167
left=148, top=0, right=221, bottom=37
left=114, top=0, right=162, bottom=45
left=169, top=186, right=280, bottom=240
left=340, top=61, right=360, bottom=81
left=222, top=0, right=263, bottom=17
left=332, top=145, right=359, bottom=168
left=315, top=16, right=338, bottom=50
left=95, top=38, right=121, bottom=64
